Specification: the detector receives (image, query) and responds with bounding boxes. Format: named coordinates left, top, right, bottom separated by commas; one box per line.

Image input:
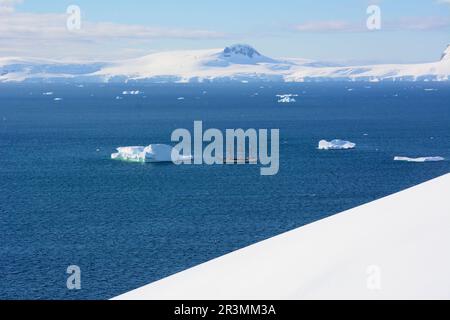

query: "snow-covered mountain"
left=1, top=44, right=450, bottom=83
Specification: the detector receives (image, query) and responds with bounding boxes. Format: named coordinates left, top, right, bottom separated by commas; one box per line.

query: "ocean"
left=0, top=82, right=449, bottom=299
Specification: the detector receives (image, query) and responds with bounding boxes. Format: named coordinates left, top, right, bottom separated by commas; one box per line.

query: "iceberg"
left=277, top=94, right=298, bottom=103
left=122, top=90, right=141, bottom=95
left=111, top=144, right=191, bottom=163
left=318, top=139, right=356, bottom=150
left=394, top=156, right=445, bottom=163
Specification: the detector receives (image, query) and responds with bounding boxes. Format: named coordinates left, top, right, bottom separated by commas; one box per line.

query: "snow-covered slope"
left=1, top=44, right=450, bottom=83
left=114, top=173, right=450, bottom=300
left=94, top=44, right=298, bottom=83
left=0, top=57, right=107, bottom=82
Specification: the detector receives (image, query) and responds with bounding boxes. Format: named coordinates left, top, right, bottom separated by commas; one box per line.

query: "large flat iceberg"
left=318, top=139, right=356, bottom=150
left=111, top=144, right=191, bottom=163
left=394, top=156, right=445, bottom=163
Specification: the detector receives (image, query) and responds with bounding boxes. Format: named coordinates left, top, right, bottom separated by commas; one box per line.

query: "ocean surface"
left=0, top=82, right=449, bottom=299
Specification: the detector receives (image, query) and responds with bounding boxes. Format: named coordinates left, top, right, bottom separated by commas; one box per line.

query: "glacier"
left=318, top=140, right=356, bottom=150
left=111, top=144, right=192, bottom=163
left=1, top=44, right=450, bottom=83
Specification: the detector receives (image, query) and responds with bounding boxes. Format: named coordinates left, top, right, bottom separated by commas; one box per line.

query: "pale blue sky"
left=5, top=0, right=450, bottom=62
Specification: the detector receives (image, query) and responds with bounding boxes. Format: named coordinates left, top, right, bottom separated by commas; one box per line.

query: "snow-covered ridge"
left=1, top=44, right=450, bottom=83
left=440, top=45, right=450, bottom=61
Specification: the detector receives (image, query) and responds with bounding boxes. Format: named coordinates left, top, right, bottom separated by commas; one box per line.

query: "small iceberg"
left=318, top=139, right=356, bottom=150
left=43, top=92, right=54, bottom=96
left=53, top=98, right=63, bottom=101
left=122, top=90, right=141, bottom=95
left=394, top=156, right=445, bottom=163
left=111, top=144, right=192, bottom=163
left=177, top=97, right=185, bottom=100
left=277, top=94, right=298, bottom=103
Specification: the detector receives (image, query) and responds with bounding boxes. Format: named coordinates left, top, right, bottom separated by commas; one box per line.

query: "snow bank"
left=113, top=174, right=450, bottom=300
left=318, top=139, right=356, bottom=150
left=394, top=156, right=445, bottom=163
left=111, top=144, right=191, bottom=163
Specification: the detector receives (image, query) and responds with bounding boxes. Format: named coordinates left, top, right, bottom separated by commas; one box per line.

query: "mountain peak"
left=222, top=44, right=261, bottom=59
left=440, top=44, right=450, bottom=61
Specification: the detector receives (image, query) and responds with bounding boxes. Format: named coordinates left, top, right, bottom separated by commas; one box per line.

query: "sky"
left=1, top=0, right=450, bottom=63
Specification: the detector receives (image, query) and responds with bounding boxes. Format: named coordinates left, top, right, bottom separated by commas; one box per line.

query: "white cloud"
left=0, top=0, right=21, bottom=14
left=0, top=2, right=226, bottom=59
left=292, top=17, right=450, bottom=33
left=392, top=16, right=450, bottom=31
left=292, top=21, right=357, bottom=32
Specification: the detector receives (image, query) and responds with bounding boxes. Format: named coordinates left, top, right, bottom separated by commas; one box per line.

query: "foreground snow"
left=113, top=173, right=450, bottom=300
left=2, top=44, right=450, bottom=83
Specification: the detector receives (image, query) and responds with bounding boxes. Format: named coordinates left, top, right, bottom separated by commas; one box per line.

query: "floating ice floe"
left=277, top=94, right=298, bottom=103
left=43, top=92, right=53, bottom=96
left=122, top=90, right=141, bottom=95
left=177, top=97, right=185, bottom=100
left=394, top=156, right=445, bottom=163
left=318, top=139, right=356, bottom=150
left=111, top=144, right=192, bottom=163
left=53, top=98, right=63, bottom=101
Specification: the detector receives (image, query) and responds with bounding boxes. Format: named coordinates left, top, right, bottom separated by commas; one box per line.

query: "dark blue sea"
left=0, top=82, right=449, bottom=299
